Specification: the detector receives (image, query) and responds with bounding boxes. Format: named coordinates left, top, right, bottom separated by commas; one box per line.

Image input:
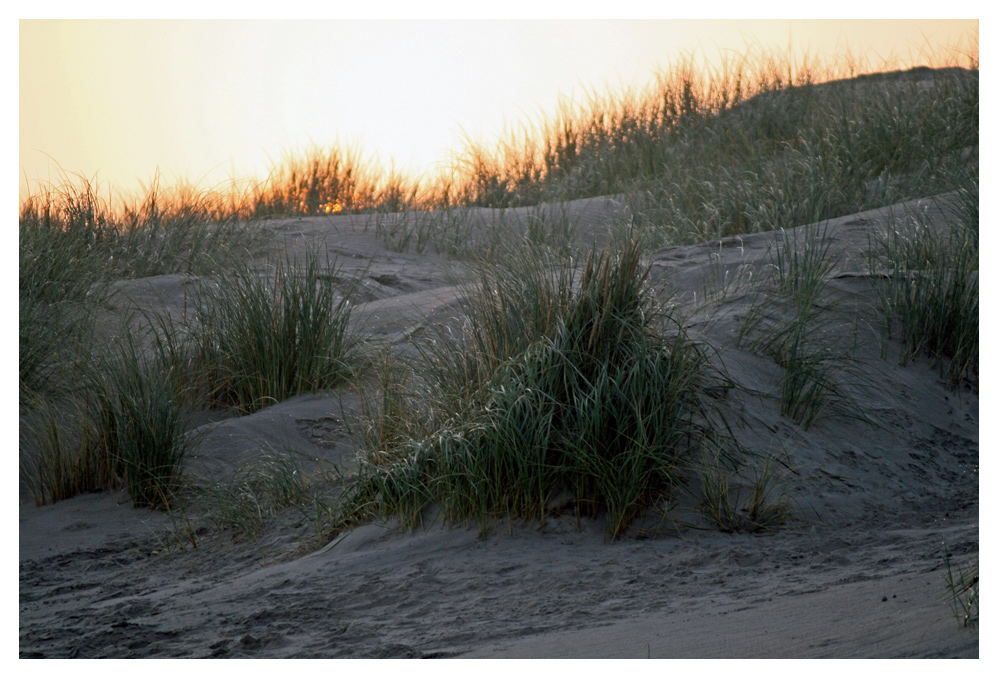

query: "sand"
left=19, top=195, right=978, bottom=658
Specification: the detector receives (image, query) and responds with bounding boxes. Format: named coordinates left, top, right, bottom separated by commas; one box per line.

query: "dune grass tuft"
left=355, top=350, right=432, bottom=464
left=341, top=241, right=731, bottom=540
left=247, top=143, right=424, bottom=218
left=20, top=323, right=192, bottom=509
left=80, top=326, right=192, bottom=509
left=191, top=251, right=364, bottom=414
left=18, top=173, right=270, bottom=507
left=19, top=396, right=100, bottom=506
left=19, top=296, right=98, bottom=402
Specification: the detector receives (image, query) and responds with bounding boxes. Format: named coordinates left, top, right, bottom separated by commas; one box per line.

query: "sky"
left=19, top=18, right=979, bottom=196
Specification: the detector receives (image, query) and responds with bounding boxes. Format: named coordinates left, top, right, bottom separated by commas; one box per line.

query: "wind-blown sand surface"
left=19, top=194, right=978, bottom=658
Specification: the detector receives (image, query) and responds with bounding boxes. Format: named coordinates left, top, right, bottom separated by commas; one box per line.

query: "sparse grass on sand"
left=867, top=178, right=978, bottom=390
left=202, top=448, right=312, bottom=538
left=19, top=175, right=268, bottom=401
left=737, top=223, right=875, bottom=429
left=19, top=236, right=366, bottom=507
left=185, top=41, right=976, bottom=260
left=696, top=448, right=793, bottom=533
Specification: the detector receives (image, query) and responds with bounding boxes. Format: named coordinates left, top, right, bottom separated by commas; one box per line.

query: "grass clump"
left=19, top=295, right=98, bottom=402
left=20, top=325, right=192, bottom=509
left=355, top=351, right=432, bottom=463
left=19, top=396, right=99, bottom=506
left=192, top=251, right=364, bottom=414
left=342, top=241, right=730, bottom=540
left=247, top=143, right=423, bottom=218
left=81, top=327, right=192, bottom=508
left=868, top=189, right=978, bottom=390
left=769, top=317, right=860, bottom=429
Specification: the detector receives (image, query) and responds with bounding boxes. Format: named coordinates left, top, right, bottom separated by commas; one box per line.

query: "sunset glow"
left=19, top=19, right=978, bottom=197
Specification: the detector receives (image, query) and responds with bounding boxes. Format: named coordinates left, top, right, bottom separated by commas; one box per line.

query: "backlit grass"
left=20, top=38, right=977, bottom=246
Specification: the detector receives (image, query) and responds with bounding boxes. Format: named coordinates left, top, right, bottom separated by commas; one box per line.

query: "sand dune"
left=20, top=194, right=978, bottom=658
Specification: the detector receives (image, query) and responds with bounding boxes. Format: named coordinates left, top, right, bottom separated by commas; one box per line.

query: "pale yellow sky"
left=19, top=19, right=978, bottom=196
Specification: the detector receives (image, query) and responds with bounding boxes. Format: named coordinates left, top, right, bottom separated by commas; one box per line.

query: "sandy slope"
left=19, top=195, right=978, bottom=658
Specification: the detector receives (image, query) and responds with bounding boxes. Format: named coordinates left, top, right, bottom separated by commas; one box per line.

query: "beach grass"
left=18, top=173, right=266, bottom=506
left=18, top=174, right=268, bottom=402
left=19, top=395, right=98, bottom=506
left=20, top=322, right=193, bottom=509
left=82, top=325, right=192, bottom=508
left=246, top=142, right=424, bottom=218
left=22, top=41, right=976, bottom=245
left=19, top=174, right=268, bottom=282
left=17, top=180, right=345, bottom=506
left=441, top=43, right=976, bottom=243
left=18, top=242, right=368, bottom=506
